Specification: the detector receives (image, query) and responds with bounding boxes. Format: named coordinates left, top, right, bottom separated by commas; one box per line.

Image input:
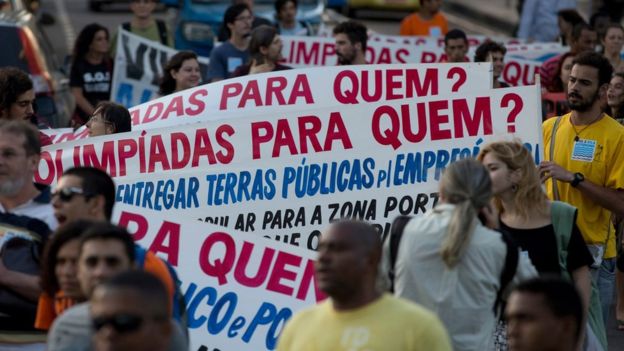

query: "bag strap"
left=122, top=22, right=131, bottom=32
left=387, top=215, right=412, bottom=293
left=549, top=116, right=563, bottom=201
left=155, top=19, right=168, bottom=46
left=550, top=201, right=575, bottom=278
left=494, top=230, right=518, bottom=317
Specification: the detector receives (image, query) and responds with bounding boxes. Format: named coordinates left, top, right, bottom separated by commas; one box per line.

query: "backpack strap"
left=387, top=215, right=412, bottom=293
left=550, top=201, right=575, bottom=277
left=549, top=116, right=563, bottom=201
left=155, top=19, right=168, bottom=46
left=133, top=245, right=148, bottom=268
left=494, top=230, right=518, bottom=317
left=122, top=22, right=131, bottom=32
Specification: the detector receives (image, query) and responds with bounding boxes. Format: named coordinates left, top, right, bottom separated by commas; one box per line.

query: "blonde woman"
left=384, top=158, right=536, bottom=351
left=478, top=141, right=604, bottom=350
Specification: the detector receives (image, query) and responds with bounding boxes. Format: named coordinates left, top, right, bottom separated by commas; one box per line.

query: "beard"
left=336, top=50, right=355, bottom=65
left=0, top=177, right=25, bottom=197
left=567, top=89, right=600, bottom=112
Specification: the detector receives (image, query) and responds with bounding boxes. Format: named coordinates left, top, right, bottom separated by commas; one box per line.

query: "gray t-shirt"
left=47, top=302, right=189, bottom=351
left=207, top=41, right=249, bottom=81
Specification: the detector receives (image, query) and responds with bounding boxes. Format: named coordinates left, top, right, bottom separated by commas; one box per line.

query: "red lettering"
left=149, top=221, right=181, bottom=267
left=199, top=232, right=236, bottom=285
left=118, top=211, right=149, bottom=241
left=266, top=251, right=301, bottom=296
left=296, top=259, right=326, bottom=302
left=321, top=43, right=335, bottom=65
left=298, top=116, right=322, bottom=153
left=234, top=242, right=275, bottom=287
left=142, top=102, right=163, bottom=123
left=324, top=112, right=353, bottom=151
left=361, top=70, right=382, bottom=102
left=396, top=48, right=408, bottom=63
left=192, top=129, right=217, bottom=166
left=170, top=132, right=191, bottom=169
left=162, top=95, right=184, bottom=119
left=265, top=77, right=287, bottom=106
left=215, top=124, right=235, bottom=164
left=296, top=41, right=320, bottom=65
left=117, top=139, right=138, bottom=177
left=428, top=100, right=452, bottom=140
left=289, top=74, right=314, bottom=104
left=238, top=80, right=263, bottom=108
left=272, top=119, right=298, bottom=157
left=147, top=135, right=171, bottom=172
left=220, top=83, right=243, bottom=110
left=406, top=68, right=438, bottom=97
left=82, top=141, right=117, bottom=176
left=185, top=88, right=207, bottom=116
left=251, top=121, right=273, bottom=160
left=402, top=103, right=427, bottom=143
left=386, top=69, right=402, bottom=100
left=452, top=97, right=493, bottom=138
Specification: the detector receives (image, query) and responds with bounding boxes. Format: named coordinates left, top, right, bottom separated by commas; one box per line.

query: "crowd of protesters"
left=0, top=0, right=624, bottom=350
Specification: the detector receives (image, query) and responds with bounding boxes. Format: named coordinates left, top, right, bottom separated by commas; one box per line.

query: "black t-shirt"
left=69, top=58, right=112, bottom=122
left=500, top=221, right=593, bottom=276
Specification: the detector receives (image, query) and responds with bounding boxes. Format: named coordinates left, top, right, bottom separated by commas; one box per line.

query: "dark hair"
left=589, top=11, right=610, bottom=29
left=63, top=167, right=116, bottom=220
left=512, top=276, right=584, bottom=343
left=0, top=119, right=41, bottom=155
left=573, top=51, right=613, bottom=87
left=571, top=22, right=595, bottom=43
left=222, top=4, right=250, bottom=38
left=0, top=67, right=33, bottom=113
left=558, top=9, right=585, bottom=27
left=444, top=28, right=468, bottom=46
left=79, top=223, right=136, bottom=263
left=73, top=23, right=109, bottom=61
left=249, top=25, right=278, bottom=63
left=330, top=219, right=381, bottom=258
left=549, top=51, right=576, bottom=92
left=40, top=220, right=97, bottom=295
left=333, top=21, right=368, bottom=52
left=159, top=51, right=199, bottom=96
left=601, top=23, right=624, bottom=42
left=93, top=102, right=132, bottom=134
left=474, top=41, right=506, bottom=62
left=275, top=0, right=296, bottom=13
left=97, top=270, right=169, bottom=319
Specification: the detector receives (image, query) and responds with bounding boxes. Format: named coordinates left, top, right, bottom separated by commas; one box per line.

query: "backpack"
left=134, top=246, right=188, bottom=332
left=386, top=215, right=518, bottom=316
left=122, top=19, right=168, bottom=45
left=551, top=201, right=608, bottom=350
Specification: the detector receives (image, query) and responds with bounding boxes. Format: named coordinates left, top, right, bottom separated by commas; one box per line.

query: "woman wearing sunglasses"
left=35, top=220, right=94, bottom=330
left=86, top=101, right=132, bottom=137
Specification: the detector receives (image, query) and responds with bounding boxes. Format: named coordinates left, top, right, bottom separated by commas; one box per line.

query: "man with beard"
left=0, top=120, right=57, bottom=349
left=333, top=21, right=368, bottom=66
left=276, top=220, right=452, bottom=351
left=541, top=51, right=624, bottom=325
left=233, top=25, right=291, bottom=76
left=474, top=41, right=508, bottom=89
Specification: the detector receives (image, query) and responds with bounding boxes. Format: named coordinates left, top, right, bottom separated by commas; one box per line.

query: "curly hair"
left=158, top=51, right=198, bottom=96
left=474, top=40, right=506, bottom=62
left=73, top=23, right=109, bottom=62
left=0, top=67, right=33, bottom=113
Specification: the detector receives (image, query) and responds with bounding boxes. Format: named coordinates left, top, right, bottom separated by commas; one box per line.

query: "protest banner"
left=110, top=29, right=210, bottom=108
left=501, top=57, right=542, bottom=86
left=280, top=35, right=475, bottom=67
left=39, top=85, right=543, bottom=249
left=113, top=203, right=319, bottom=351
left=505, top=42, right=567, bottom=62
left=542, top=92, right=568, bottom=119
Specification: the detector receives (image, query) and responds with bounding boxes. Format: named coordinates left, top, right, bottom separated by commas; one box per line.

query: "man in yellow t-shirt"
left=276, top=220, right=452, bottom=351
left=541, top=51, right=624, bottom=325
left=399, top=0, right=448, bottom=37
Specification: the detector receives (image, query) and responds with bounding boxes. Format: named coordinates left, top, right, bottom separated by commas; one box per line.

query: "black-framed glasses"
left=92, top=314, right=143, bottom=334
left=51, top=187, right=90, bottom=202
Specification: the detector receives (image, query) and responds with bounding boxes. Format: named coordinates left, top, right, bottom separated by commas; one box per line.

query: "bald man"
left=277, top=220, right=452, bottom=351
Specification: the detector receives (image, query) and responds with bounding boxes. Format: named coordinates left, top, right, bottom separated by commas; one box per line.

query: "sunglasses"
left=92, top=314, right=143, bottom=334
left=51, top=187, right=91, bottom=202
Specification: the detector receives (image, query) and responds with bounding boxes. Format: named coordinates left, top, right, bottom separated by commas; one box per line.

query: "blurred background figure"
left=233, top=25, right=291, bottom=76
left=86, top=102, right=132, bottom=137
left=601, top=24, right=624, bottom=73
left=547, top=52, right=576, bottom=94
left=69, top=23, right=112, bottom=128
left=399, top=0, right=448, bottom=37
left=517, top=1, right=577, bottom=43
left=274, top=0, right=312, bottom=36
left=333, top=20, right=368, bottom=65
left=474, top=41, right=508, bottom=88
left=557, top=8, right=586, bottom=46
left=158, top=51, right=201, bottom=96
left=443, top=29, right=468, bottom=63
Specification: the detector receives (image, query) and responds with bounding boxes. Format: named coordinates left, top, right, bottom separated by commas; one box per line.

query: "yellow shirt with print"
left=543, top=113, right=624, bottom=258
left=276, top=294, right=452, bottom=351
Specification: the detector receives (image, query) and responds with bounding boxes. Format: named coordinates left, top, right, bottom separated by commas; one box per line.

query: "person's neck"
left=570, top=106, right=604, bottom=125
left=0, top=183, right=40, bottom=211
left=331, top=288, right=381, bottom=312
left=493, top=78, right=501, bottom=89
left=131, top=16, right=154, bottom=29
left=281, top=19, right=296, bottom=29
left=230, top=35, right=248, bottom=50
left=352, top=53, right=367, bottom=65
left=418, top=9, right=434, bottom=20
left=85, top=51, right=105, bottom=64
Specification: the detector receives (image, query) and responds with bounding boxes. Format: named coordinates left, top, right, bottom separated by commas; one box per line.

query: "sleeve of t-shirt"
left=606, top=136, right=624, bottom=190
left=207, top=47, right=226, bottom=81
left=34, top=293, right=55, bottom=330
left=566, top=222, right=594, bottom=272
left=413, top=314, right=453, bottom=351
left=69, top=60, right=84, bottom=88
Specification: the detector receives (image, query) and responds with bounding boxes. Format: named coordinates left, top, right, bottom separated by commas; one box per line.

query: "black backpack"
left=386, top=215, right=518, bottom=317
left=122, top=19, right=168, bottom=46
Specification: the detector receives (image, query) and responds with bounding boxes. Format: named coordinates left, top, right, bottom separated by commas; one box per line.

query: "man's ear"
left=600, top=84, right=609, bottom=97
left=27, top=153, right=40, bottom=173
left=87, top=194, right=107, bottom=218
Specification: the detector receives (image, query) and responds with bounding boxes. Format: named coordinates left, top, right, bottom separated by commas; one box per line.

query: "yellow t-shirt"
left=276, top=294, right=452, bottom=351
left=543, top=113, right=624, bottom=258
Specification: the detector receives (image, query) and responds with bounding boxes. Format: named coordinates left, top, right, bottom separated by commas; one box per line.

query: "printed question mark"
left=447, top=67, right=467, bottom=92
left=500, top=93, right=523, bottom=132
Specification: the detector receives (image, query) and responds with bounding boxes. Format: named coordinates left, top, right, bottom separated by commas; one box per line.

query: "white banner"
left=110, top=29, right=210, bottom=108
left=113, top=204, right=319, bottom=351
left=39, top=85, right=543, bottom=249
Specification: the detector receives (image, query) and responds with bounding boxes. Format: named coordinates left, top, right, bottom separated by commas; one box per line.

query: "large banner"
left=39, top=85, right=542, bottom=249
left=110, top=29, right=210, bottom=108
left=113, top=204, right=319, bottom=351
